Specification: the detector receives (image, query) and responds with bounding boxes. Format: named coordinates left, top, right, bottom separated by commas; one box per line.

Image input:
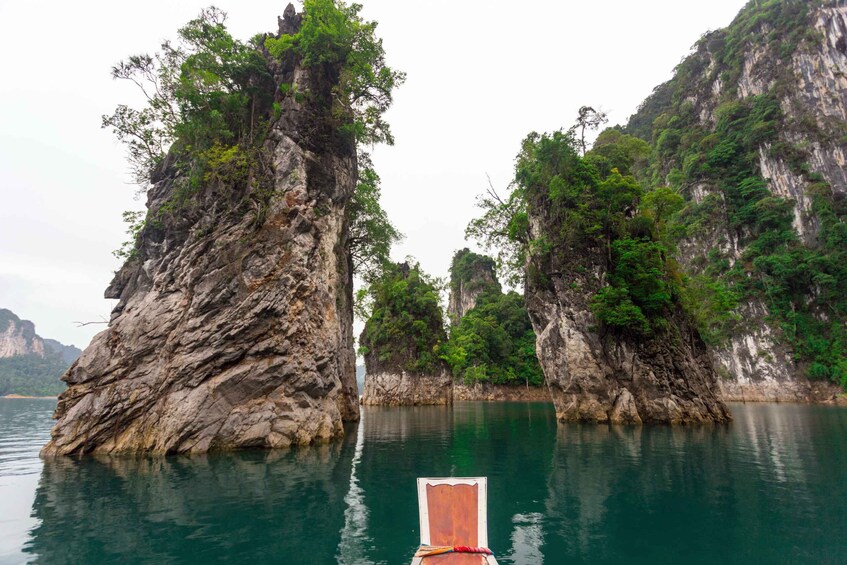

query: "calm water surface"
left=1, top=399, right=846, bottom=564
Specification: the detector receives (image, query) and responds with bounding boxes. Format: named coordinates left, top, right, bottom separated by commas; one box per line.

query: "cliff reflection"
left=542, top=405, right=847, bottom=564
left=543, top=423, right=740, bottom=563
left=22, top=403, right=845, bottom=564
left=25, top=433, right=358, bottom=564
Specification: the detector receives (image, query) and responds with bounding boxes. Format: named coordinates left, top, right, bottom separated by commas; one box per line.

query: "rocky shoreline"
left=721, top=380, right=847, bottom=405
left=452, top=382, right=550, bottom=402
left=361, top=372, right=453, bottom=406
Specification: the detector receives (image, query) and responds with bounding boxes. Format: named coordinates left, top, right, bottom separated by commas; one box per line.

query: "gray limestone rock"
left=447, top=249, right=500, bottom=323
left=361, top=371, right=453, bottom=406
left=43, top=5, right=359, bottom=456
left=652, top=3, right=847, bottom=401
left=525, top=185, right=731, bottom=424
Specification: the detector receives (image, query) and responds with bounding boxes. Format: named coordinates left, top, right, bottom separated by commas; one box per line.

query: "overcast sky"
left=0, top=0, right=749, bottom=348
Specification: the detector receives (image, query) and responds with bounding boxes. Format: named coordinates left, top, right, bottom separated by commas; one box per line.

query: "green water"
left=1, top=399, right=846, bottom=564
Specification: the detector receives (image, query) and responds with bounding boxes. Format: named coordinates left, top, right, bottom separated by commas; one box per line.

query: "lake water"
left=1, top=398, right=846, bottom=564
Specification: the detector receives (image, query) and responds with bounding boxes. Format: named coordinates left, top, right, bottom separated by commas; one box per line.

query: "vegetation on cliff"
left=624, top=0, right=847, bottom=387
left=358, top=262, right=447, bottom=375
left=441, top=250, right=542, bottom=387
left=106, top=1, right=403, bottom=283
left=347, top=158, right=403, bottom=282
left=441, top=290, right=543, bottom=387
left=471, top=127, right=684, bottom=337
left=0, top=309, right=79, bottom=397
left=469, top=0, right=847, bottom=389
left=0, top=354, right=68, bottom=397
left=449, top=249, right=500, bottom=297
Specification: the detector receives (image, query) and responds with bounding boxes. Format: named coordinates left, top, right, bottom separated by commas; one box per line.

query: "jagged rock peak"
left=43, top=8, right=359, bottom=456
left=278, top=3, right=302, bottom=36
left=447, top=248, right=500, bottom=323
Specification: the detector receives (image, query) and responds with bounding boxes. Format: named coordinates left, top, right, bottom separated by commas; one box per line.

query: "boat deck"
left=412, top=478, right=498, bottom=565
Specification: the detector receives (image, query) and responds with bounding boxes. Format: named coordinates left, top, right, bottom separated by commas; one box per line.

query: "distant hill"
left=0, top=309, right=80, bottom=397
left=43, top=339, right=82, bottom=365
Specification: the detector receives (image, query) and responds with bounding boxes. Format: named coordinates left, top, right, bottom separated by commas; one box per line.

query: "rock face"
left=447, top=249, right=500, bottom=323
left=43, top=6, right=359, bottom=456
left=360, top=262, right=452, bottom=406
left=452, top=382, right=551, bottom=402
left=0, top=309, right=45, bottom=358
left=361, top=371, right=452, bottom=406
left=525, top=265, right=731, bottom=424
left=628, top=1, right=847, bottom=401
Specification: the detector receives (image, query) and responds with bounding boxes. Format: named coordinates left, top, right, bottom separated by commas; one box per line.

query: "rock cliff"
left=360, top=262, right=452, bottom=406
left=0, top=309, right=45, bottom=358
left=362, top=371, right=452, bottom=406
left=627, top=0, right=847, bottom=401
left=524, top=225, right=731, bottom=425
left=516, top=125, right=730, bottom=424
left=43, top=6, right=360, bottom=455
left=0, top=309, right=79, bottom=397
left=447, top=248, right=500, bottom=323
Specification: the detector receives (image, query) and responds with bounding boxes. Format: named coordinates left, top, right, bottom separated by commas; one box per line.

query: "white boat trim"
left=416, top=477, right=490, bottom=553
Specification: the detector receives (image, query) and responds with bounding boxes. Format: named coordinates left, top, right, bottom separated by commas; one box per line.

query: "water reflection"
left=503, top=512, right=544, bottom=564
left=16, top=402, right=847, bottom=565
left=336, top=418, right=369, bottom=564
left=353, top=402, right=557, bottom=564
left=542, top=405, right=847, bottom=564
left=25, top=436, right=357, bottom=564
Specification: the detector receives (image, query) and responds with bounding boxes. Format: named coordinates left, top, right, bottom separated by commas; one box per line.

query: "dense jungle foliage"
left=0, top=354, right=68, bottom=397
left=449, top=249, right=500, bottom=297
left=469, top=122, right=683, bottom=338
left=358, top=262, right=447, bottom=375
left=441, top=289, right=543, bottom=387
left=624, top=0, right=847, bottom=386
left=440, top=250, right=542, bottom=386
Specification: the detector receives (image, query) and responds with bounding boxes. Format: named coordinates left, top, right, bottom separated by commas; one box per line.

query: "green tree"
left=103, top=7, right=272, bottom=185
left=441, top=291, right=544, bottom=387
left=465, top=179, right=530, bottom=286
left=347, top=155, right=403, bottom=282
left=359, top=262, right=447, bottom=374
left=469, top=128, right=680, bottom=336
left=265, top=0, right=406, bottom=145
left=572, top=105, right=608, bottom=156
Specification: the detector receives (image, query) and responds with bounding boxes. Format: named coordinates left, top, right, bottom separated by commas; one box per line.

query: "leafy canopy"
left=441, top=290, right=544, bottom=387
left=469, top=124, right=684, bottom=336
left=347, top=156, right=403, bottom=282
left=265, top=0, right=406, bottom=145
left=103, top=7, right=272, bottom=186
left=358, top=262, right=447, bottom=375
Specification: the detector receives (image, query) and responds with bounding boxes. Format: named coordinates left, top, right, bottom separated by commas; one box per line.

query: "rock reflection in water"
left=17, top=403, right=847, bottom=564
left=543, top=423, right=749, bottom=563
left=25, top=433, right=358, bottom=564
left=543, top=405, right=847, bottom=564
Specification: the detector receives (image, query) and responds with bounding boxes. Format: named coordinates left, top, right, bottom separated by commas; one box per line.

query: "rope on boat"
left=415, top=545, right=494, bottom=557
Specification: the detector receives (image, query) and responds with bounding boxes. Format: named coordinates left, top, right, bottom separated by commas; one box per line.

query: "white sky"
left=0, top=0, right=749, bottom=348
